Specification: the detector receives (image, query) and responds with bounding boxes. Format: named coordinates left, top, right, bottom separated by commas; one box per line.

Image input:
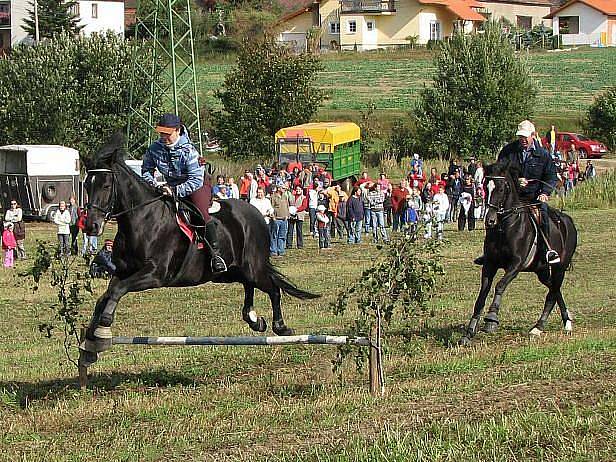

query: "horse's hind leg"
left=459, top=263, right=497, bottom=346
left=242, top=282, right=267, bottom=332
left=556, top=287, right=573, bottom=334
left=268, top=286, right=295, bottom=336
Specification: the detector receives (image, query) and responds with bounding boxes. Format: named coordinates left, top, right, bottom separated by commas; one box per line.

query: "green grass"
left=197, top=47, right=616, bottom=132
left=0, top=204, right=615, bottom=460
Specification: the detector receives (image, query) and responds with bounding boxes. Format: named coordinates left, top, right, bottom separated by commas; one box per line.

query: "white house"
left=0, top=0, right=29, bottom=52
left=75, top=0, right=124, bottom=36
left=545, top=0, right=616, bottom=46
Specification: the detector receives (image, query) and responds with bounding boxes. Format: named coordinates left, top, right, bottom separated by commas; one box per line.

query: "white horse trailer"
left=0, top=145, right=81, bottom=221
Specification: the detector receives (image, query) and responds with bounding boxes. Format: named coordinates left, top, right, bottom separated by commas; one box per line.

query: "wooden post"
left=78, top=326, right=88, bottom=390
left=369, top=325, right=381, bottom=396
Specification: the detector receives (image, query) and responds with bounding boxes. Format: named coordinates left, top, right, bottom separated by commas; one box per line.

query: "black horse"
left=79, top=133, right=318, bottom=366
left=459, top=160, right=577, bottom=345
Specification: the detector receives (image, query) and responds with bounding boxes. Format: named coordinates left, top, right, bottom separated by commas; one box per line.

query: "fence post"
left=78, top=326, right=88, bottom=390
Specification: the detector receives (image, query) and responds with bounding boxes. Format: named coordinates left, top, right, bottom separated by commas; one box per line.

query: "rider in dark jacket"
left=477, top=120, right=560, bottom=265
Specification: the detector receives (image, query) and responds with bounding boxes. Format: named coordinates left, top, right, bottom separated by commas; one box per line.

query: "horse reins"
left=86, top=168, right=164, bottom=221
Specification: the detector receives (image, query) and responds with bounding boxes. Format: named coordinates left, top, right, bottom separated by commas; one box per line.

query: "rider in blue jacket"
left=142, top=113, right=227, bottom=273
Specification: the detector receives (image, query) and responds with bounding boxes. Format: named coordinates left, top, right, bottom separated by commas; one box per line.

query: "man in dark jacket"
left=476, top=120, right=559, bottom=265
left=90, top=239, right=116, bottom=278
left=346, top=187, right=364, bottom=244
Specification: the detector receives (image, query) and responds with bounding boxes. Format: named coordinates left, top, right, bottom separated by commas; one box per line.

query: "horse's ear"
left=93, top=129, right=127, bottom=168
left=109, top=130, right=126, bottom=163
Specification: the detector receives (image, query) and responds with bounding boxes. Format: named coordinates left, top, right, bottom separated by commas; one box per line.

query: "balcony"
left=340, top=0, right=396, bottom=14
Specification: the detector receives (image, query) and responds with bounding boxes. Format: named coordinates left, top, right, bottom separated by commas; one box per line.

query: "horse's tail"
left=267, top=262, right=320, bottom=300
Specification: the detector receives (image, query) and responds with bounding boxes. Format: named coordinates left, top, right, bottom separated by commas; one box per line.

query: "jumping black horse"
left=459, top=160, right=577, bottom=345
left=79, top=133, right=318, bottom=366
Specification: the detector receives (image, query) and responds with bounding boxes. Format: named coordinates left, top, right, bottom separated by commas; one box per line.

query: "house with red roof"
left=545, top=0, right=616, bottom=45
left=277, top=0, right=486, bottom=51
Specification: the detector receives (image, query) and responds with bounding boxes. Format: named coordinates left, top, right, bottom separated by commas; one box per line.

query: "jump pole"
left=78, top=328, right=383, bottom=395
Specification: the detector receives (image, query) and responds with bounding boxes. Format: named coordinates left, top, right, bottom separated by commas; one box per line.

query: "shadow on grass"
left=403, top=323, right=466, bottom=348
left=0, top=369, right=212, bottom=409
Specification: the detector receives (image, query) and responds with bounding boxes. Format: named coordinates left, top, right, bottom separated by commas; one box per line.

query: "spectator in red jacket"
left=407, top=164, right=426, bottom=190
left=391, top=180, right=410, bottom=232
left=355, top=171, right=372, bottom=187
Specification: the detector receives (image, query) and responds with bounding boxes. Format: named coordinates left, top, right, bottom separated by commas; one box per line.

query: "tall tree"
left=215, top=37, right=323, bottom=158
left=0, top=33, right=152, bottom=165
left=585, top=87, right=616, bottom=150
left=22, top=0, right=83, bottom=39
left=413, top=23, right=536, bottom=160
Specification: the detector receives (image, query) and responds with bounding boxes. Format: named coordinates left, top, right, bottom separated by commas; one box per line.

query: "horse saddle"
left=175, top=199, right=221, bottom=248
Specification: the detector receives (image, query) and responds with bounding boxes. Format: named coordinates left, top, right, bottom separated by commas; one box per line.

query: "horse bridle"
left=485, top=175, right=541, bottom=221
left=85, top=168, right=164, bottom=221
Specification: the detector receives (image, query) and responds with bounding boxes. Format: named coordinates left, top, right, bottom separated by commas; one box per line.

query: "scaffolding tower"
left=127, top=0, right=202, bottom=157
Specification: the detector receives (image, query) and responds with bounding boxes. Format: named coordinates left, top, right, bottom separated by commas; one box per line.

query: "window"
left=91, top=3, right=98, bottom=19
left=429, top=20, right=441, bottom=41
left=366, top=21, right=374, bottom=31
left=0, top=3, right=10, bottom=27
left=559, top=16, right=579, bottom=34
left=348, top=20, right=356, bottom=33
left=69, top=3, right=79, bottom=16
left=329, top=22, right=340, bottom=34
left=516, top=15, right=532, bottom=30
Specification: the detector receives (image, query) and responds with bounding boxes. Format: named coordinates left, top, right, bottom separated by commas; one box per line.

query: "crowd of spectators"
left=215, top=157, right=493, bottom=254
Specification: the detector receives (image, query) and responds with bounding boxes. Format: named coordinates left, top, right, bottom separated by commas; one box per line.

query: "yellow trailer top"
left=275, top=122, right=360, bottom=151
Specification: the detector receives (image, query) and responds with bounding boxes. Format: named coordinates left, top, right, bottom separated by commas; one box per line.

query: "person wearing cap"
left=142, top=113, right=227, bottom=273
left=89, top=239, right=116, bottom=278
left=475, top=119, right=559, bottom=265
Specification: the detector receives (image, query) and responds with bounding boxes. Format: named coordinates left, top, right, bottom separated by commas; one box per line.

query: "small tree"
left=215, top=37, right=323, bottom=158
left=585, top=87, right=616, bottom=150
left=22, top=0, right=83, bottom=39
left=0, top=33, right=151, bottom=165
left=413, top=23, right=536, bottom=160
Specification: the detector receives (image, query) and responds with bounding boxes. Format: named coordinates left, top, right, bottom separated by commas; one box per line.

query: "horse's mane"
left=89, top=130, right=158, bottom=194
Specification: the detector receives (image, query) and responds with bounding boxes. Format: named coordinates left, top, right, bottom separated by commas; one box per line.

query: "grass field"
left=1, top=207, right=615, bottom=461
left=197, top=47, right=616, bottom=132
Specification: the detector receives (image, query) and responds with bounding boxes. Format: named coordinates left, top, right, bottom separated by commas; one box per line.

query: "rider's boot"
left=541, top=206, right=561, bottom=265
left=205, top=220, right=228, bottom=273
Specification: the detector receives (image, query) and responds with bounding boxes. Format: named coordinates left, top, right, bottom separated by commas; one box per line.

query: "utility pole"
left=34, top=0, right=40, bottom=42
left=126, top=0, right=203, bottom=157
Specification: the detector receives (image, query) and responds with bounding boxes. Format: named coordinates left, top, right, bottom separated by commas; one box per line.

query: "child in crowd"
left=401, top=195, right=419, bottom=238
left=2, top=222, right=17, bottom=268
left=316, top=204, right=330, bottom=250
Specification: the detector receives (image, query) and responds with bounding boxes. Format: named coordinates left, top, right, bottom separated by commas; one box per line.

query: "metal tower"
left=127, top=0, right=202, bottom=157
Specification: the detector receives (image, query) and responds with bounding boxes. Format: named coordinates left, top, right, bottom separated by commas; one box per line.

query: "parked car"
left=542, top=132, right=609, bottom=159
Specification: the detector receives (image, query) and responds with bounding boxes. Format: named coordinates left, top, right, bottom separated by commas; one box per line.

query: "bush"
left=214, top=37, right=322, bottom=158
left=0, top=33, right=150, bottom=165
left=413, top=23, right=536, bottom=160
left=585, top=87, right=616, bottom=150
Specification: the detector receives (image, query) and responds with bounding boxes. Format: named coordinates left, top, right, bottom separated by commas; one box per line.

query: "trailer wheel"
left=42, top=184, right=57, bottom=202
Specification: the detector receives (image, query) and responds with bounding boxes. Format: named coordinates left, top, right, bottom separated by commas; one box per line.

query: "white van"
left=0, top=145, right=81, bottom=221
left=125, top=159, right=165, bottom=185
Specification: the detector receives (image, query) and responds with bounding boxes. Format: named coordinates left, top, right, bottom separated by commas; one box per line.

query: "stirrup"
left=546, top=250, right=561, bottom=265
left=211, top=255, right=228, bottom=273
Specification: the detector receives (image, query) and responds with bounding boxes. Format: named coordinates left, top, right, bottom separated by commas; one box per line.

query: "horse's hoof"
left=529, top=327, right=542, bottom=337
left=248, top=316, right=267, bottom=333
left=458, top=336, right=472, bottom=347
left=79, top=349, right=99, bottom=367
left=564, top=320, right=573, bottom=334
left=273, top=322, right=295, bottom=336
left=481, top=320, right=499, bottom=334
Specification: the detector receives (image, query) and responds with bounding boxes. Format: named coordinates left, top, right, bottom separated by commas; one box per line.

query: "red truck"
left=543, top=132, right=609, bottom=159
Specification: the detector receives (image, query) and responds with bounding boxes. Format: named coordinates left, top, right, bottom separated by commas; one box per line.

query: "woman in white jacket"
left=54, top=201, right=72, bottom=256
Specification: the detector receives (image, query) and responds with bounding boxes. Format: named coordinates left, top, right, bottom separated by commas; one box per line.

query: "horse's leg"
left=482, top=263, right=522, bottom=333
left=556, top=290, right=573, bottom=334
left=81, top=266, right=159, bottom=362
left=459, top=263, right=497, bottom=346
left=530, top=269, right=558, bottom=336
left=242, top=282, right=267, bottom=332
left=268, top=286, right=295, bottom=336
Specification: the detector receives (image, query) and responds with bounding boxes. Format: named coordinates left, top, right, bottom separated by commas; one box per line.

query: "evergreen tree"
left=22, top=0, right=83, bottom=39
